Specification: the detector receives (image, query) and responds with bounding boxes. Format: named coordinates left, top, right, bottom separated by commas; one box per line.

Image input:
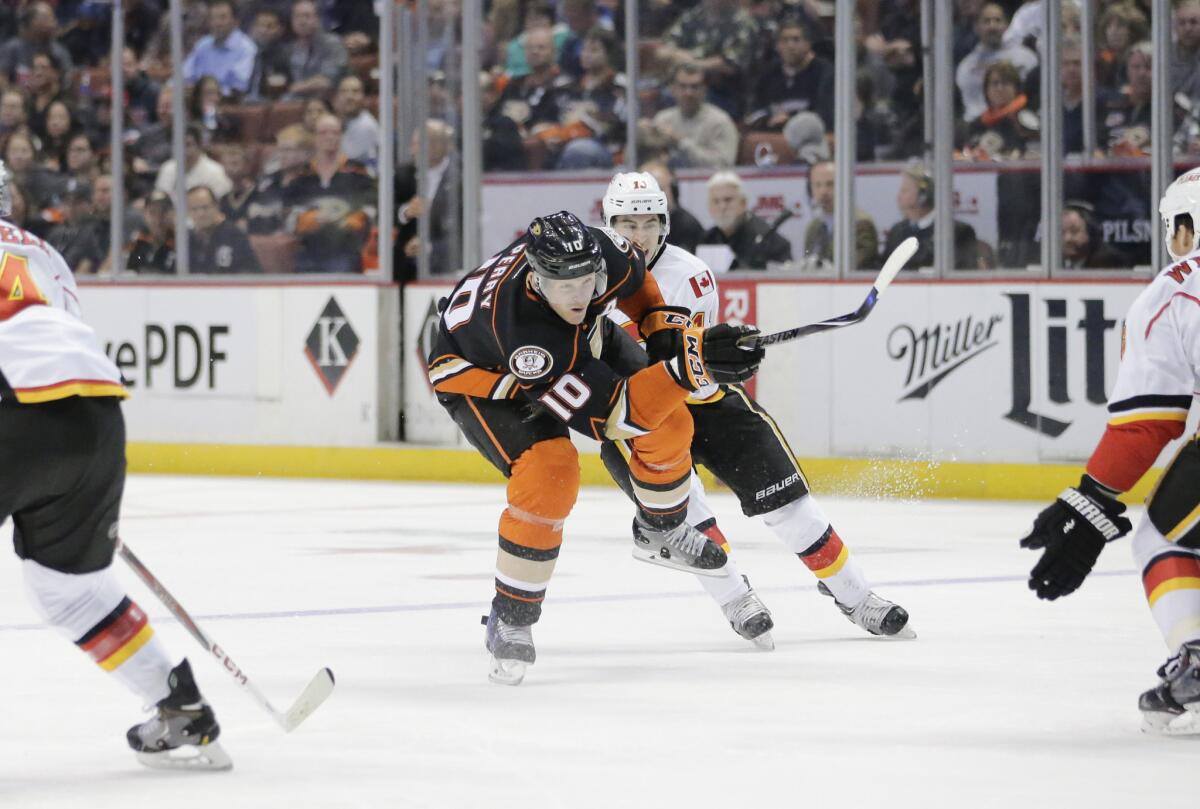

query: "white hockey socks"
left=763, top=496, right=870, bottom=607
left=1132, top=522, right=1200, bottom=651
left=23, top=560, right=176, bottom=706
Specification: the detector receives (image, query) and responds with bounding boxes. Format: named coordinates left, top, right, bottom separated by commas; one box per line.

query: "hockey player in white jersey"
left=0, top=162, right=229, bottom=768
left=598, top=172, right=913, bottom=647
left=1019, top=167, right=1200, bottom=735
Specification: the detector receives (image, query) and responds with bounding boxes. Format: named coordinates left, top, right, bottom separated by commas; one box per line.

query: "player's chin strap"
left=736, top=236, right=918, bottom=350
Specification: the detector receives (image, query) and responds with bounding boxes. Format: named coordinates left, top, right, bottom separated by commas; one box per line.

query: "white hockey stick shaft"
left=118, top=542, right=334, bottom=733
left=739, top=236, right=918, bottom=349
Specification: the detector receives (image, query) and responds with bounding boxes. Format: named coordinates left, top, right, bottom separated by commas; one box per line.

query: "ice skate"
left=1139, top=641, right=1200, bottom=736
left=632, top=517, right=728, bottom=576
left=817, top=581, right=915, bottom=639
left=127, top=659, right=231, bottom=771
left=483, top=609, right=536, bottom=686
left=720, top=576, right=775, bottom=650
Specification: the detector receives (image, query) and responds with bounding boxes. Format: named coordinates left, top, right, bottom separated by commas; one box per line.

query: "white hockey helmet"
left=603, top=171, right=671, bottom=249
left=1159, top=166, right=1200, bottom=260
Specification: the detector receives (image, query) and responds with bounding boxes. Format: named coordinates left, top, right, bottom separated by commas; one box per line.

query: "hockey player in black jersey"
left=597, top=172, right=913, bottom=648
left=427, top=210, right=764, bottom=684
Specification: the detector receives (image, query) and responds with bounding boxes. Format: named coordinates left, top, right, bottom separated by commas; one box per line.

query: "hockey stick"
left=738, top=236, right=919, bottom=349
left=118, top=542, right=335, bottom=733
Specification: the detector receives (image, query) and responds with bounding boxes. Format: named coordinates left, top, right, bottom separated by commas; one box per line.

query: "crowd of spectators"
left=0, top=0, right=1183, bottom=275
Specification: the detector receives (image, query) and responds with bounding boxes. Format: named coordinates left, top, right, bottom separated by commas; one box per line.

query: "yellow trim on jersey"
left=687, top=389, right=726, bottom=406
left=1108, top=410, right=1189, bottom=426
left=1166, top=503, right=1200, bottom=543
left=97, top=624, right=154, bottom=672
left=16, top=381, right=129, bottom=403
left=1147, top=577, right=1200, bottom=608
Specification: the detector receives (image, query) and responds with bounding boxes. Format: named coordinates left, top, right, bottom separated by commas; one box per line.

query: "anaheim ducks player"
left=427, top=210, right=764, bottom=684
left=0, top=161, right=228, bottom=769
left=599, top=172, right=914, bottom=648
left=1019, top=167, right=1200, bottom=736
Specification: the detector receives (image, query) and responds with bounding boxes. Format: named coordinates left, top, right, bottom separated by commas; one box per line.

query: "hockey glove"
left=641, top=306, right=692, bottom=363
left=665, top=324, right=765, bottom=391
left=1019, top=475, right=1132, bottom=601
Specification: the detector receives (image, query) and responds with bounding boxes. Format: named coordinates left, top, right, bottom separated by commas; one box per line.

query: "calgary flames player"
left=1020, top=167, right=1200, bottom=735
left=599, top=172, right=913, bottom=649
left=0, top=161, right=228, bottom=769
left=427, top=210, right=764, bottom=684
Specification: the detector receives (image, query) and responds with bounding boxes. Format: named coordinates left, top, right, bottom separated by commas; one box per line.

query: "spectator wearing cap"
left=0, top=2, right=73, bottom=89
left=745, top=17, right=834, bottom=133
left=641, top=160, right=704, bottom=254
left=646, top=62, right=738, bottom=169
left=656, top=0, right=759, bottom=118
left=183, top=0, right=257, bottom=96
left=285, top=0, right=348, bottom=99
left=47, top=178, right=104, bottom=275
left=882, top=165, right=979, bottom=270
left=155, top=125, right=233, bottom=200
left=701, top=170, right=792, bottom=269
left=802, top=159, right=879, bottom=271
left=1062, top=203, right=1126, bottom=270
left=334, top=75, right=379, bottom=171
left=955, top=2, right=1037, bottom=121
left=187, top=185, right=261, bottom=273
left=127, top=191, right=176, bottom=274
left=245, top=7, right=292, bottom=101
left=283, top=113, right=375, bottom=273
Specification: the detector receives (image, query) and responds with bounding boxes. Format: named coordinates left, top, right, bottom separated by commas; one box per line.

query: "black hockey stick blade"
left=738, top=236, right=918, bottom=349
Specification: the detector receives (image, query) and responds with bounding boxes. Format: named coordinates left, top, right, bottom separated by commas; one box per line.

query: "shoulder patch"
left=598, top=226, right=631, bottom=253
left=509, top=345, right=554, bottom=379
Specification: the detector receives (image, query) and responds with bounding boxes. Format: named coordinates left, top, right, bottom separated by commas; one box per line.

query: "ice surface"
left=0, top=475, right=1193, bottom=808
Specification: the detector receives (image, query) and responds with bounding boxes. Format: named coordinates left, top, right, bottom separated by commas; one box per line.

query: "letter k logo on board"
left=304, top=297, right=360, bottom=396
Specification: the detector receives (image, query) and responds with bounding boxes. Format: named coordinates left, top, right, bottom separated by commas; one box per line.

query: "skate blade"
left=886, top=625, right=918, bottom=640
left=631, top=547, right=726, bottom=577
left=750, top=631, right=775, bottom=651
left=1144, top=705, right=1200, bottom=736
left=488, top=657, right=527, bottom=686
left=135, top=741, right=233, bottom=772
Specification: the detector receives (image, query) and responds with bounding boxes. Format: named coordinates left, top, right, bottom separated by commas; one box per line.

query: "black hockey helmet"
left=525, top=211, right=606, bottom=293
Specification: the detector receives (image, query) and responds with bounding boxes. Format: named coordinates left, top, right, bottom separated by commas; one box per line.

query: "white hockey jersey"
left=1086, top=251, right=1200, bottom=491
left=1106, top=255, right=1200, bottom=421
left=609, top=243, right=721, bottom=400
left=0, top=221, right=126, bottom=403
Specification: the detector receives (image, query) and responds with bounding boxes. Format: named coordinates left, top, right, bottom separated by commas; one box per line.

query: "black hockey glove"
left=665, top=324, right=765, bottom=391
left=1019, top=475, right=1132, bottom=601
left=644, top=326, right=681, bottom=364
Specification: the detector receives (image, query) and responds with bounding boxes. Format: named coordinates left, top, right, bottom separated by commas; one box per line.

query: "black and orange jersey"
left=428, top=225, right=684, bottom=439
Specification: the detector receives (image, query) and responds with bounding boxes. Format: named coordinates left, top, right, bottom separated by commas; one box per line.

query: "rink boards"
left=75, top=277, right=1193, bottom=501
